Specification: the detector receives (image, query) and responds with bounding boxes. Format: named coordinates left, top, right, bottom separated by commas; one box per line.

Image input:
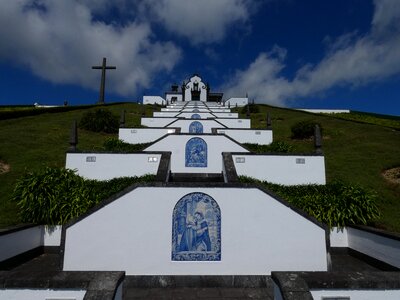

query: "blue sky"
left=1, top=0, right=400, bottom=116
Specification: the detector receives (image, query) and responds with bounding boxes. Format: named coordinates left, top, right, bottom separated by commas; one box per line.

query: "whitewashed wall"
left=217, top=129, right=273, bottom=145
left=347, top=227, right=400, bottom=268
left=329, top=227, right=349, bottom=247
left=216, top=118, right=251, bottom=128
left=66, top=153, right=161, bottom=180
left=141, top=117, right=177, bottom=127
left=153, top=112, right=180, bottom=117
left=0, top=226, right=62, bottom=262
left=233, top=155, right=326, bottom=185
left=176, top=112, right=215, bottom=119
left=167, top=119, right=225, bottom=133
left=225, top=97, right=248, bottom=107
left=212, top=112, right=238, bottom=118
left=0, top=289, right=86, bottom=300
left=311, top=289, right=400, bottom=300
left=184, top=75, right=207, bottom=102
left=145, top=135, right=248, bottom=173
left=165, top=93, right=183, bottom=103
left=181, top=108, right=209, bottom=113
left=63, top=187, right=327, bottom=275
left=143, top=96, right=165, bottom=105
left=119, top=128, right=177, bottom=144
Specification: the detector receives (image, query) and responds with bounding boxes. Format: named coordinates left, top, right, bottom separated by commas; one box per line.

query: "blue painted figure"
left=192, top=109, right=200, bottom=113
left=189, top=121, right=203, bottom=134
left=172, top=192, right=221, bottom=261
left=191, top=113, right=201, bottom=119
left=185, top=137, right=207, bottom=167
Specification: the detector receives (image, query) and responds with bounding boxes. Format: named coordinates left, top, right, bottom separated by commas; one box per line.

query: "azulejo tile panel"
left=185, top=137, right=207, bottom=167
left=172, top=192, right=221, bottom=261
left=189, top=121, right=203, bottom=134
left=191, top=113, right=201, bottom=119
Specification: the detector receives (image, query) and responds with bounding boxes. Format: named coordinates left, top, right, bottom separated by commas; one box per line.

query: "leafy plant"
left=243, top=141, right=294, bottom=153
left=79, top=108, right=119, bottom=133
left=291, top=120, right=322, bottom=139
left=103, top=137, right=151, bottom=152
left=240, top=104, right=260, bottom=114
left=13, top=167, right=155, bottom=225
left=239, top=176, right=380, bottom=228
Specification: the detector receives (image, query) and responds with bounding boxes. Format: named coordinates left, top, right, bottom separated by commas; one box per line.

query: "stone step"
left=169, top=173, right=224, bottom=183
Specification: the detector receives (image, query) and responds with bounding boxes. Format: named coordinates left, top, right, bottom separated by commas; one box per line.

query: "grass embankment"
left=0, top=103, right=158, bottom=227
left=0, top=103, right=399, bottom=231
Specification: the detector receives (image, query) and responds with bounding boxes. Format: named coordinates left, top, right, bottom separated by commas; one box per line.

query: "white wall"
left=143, top=96, right=165, bottom=105
left=153, top=112, right=180, bottom=117
left=141, top=117, right=177, bottom=127
left=217, top=129, right=273, bottom=145
left=145, top=135, right=248, bottom=173
left=176, top=112, right=215, bottom=119
left=347, top=227, right=400, bottom=268
left=212, top=112, right=238, bottom=118
left=311, top=289, right=400, bottom=300
left=0, top=226, right=62, bottom=262
left=119, top=128, right=177, bottom=144
left=66, top=153, right=161, bottom=180
left=217, top=118, right=251, bottom=128
left=0, top=289, right=86, bottom=300
left=225, top=97, right=248, bottom=107
left=63, top=187, right=327, bottom=275
left=184, top=75, right=207, bottom=102
left=330, top=227, right=349, bottom=247
left=167, top=119, right=225, bottom=133
left=166, top=93, right=183, bottom=103
left=233, top=155, right=326, bottom=185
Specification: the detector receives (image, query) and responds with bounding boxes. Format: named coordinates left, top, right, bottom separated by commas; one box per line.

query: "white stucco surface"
left=217, top=129, right=273, bottom=145
left=141, top=117, right=177, bottom=127
left=311, top=289, right=400, bottom=300
left=119, top=128, right=177, bottom=144
left=167, top=119, right=226, bottom=133
left=233, top=155, right=326, bottom=185
left=225, top=97, right=248, bottom=107
left=0, top=289, right=86, bottom=300
left=66, top=153, right=161, bottom=180
left=144, top=135, right=248, bottom=173
left=153, top=112, right=180, bottom=117
left=63, top=187, right=328, bottom=275
left=0, top=226, right=42, bottom=261
left=217, top=118, right=251, bottom=128
left=143, top=96, right=165, bottom=105
left=347, top=227, right=400, bottom=268
left=330, top=227, right=349, bottom=247
left=176, top=112, right=215, bottom=119
left=297, top=109, right=350, bottom=114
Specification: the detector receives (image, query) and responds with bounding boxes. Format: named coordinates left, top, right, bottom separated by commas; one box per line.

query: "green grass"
left=1, top=103, right=399, bottom=231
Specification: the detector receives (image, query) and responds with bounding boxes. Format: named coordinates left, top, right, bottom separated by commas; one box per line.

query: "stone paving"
left=123, top=287, right=273, bottom=300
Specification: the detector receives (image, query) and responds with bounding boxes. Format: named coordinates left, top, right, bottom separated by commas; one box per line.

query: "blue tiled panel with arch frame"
left=185, top=137, right=207, bottom=167
left=191, top=113, right=201, bottom=119
left=172, top=192, right=221, bottom=261
left=189, top=121, right=203, bottom=134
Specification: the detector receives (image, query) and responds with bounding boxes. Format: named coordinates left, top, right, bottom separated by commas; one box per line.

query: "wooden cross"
left=92, top=57, right=116, bottom=104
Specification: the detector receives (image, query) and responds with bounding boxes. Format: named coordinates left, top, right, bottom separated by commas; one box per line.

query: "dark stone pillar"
left=120, top=110, right=125, bottom=128
left=314, top=124, right=323, bottom=154
left=266, top=112, right=272, bottom=129
left=69, top=120, right=78, bottom=152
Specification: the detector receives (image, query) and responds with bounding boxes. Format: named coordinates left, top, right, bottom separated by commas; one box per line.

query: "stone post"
left=266, top=112, right=272, bottom=129
left=246, top=104, right=250, bottom=118
left=69, top=120, right=78, bottom=152
left=314, top=124, right=323, bottom=154
left=120, top=110, right=125, bottom=128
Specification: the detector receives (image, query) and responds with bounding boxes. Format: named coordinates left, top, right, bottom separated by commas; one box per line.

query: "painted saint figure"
left=179, top=212, right=211, bottom=251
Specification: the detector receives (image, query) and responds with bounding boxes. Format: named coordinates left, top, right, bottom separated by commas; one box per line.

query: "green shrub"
left=240, top=104, right=260, bottom=114
left=79, top=109, right=119, bottom=133
left=13, top=167, right=156, bottom=225
left=243, top=141, right=294, bottom=153
left=239, top=176, right=380, bottom=228
left=103, top=137, right=151, bottom=152
left=291, top=120, right=322, bottom=139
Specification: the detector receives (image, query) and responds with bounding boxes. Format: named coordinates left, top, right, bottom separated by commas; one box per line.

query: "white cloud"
left=0, top=0, right=181, bottom=97
left=137, top=0, right=255, bottom=45
left=222, top=0, right=400, bottom=106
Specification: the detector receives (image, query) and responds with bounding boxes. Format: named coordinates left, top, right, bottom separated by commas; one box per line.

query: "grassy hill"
left=0, top=103, right=399, bottom=231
